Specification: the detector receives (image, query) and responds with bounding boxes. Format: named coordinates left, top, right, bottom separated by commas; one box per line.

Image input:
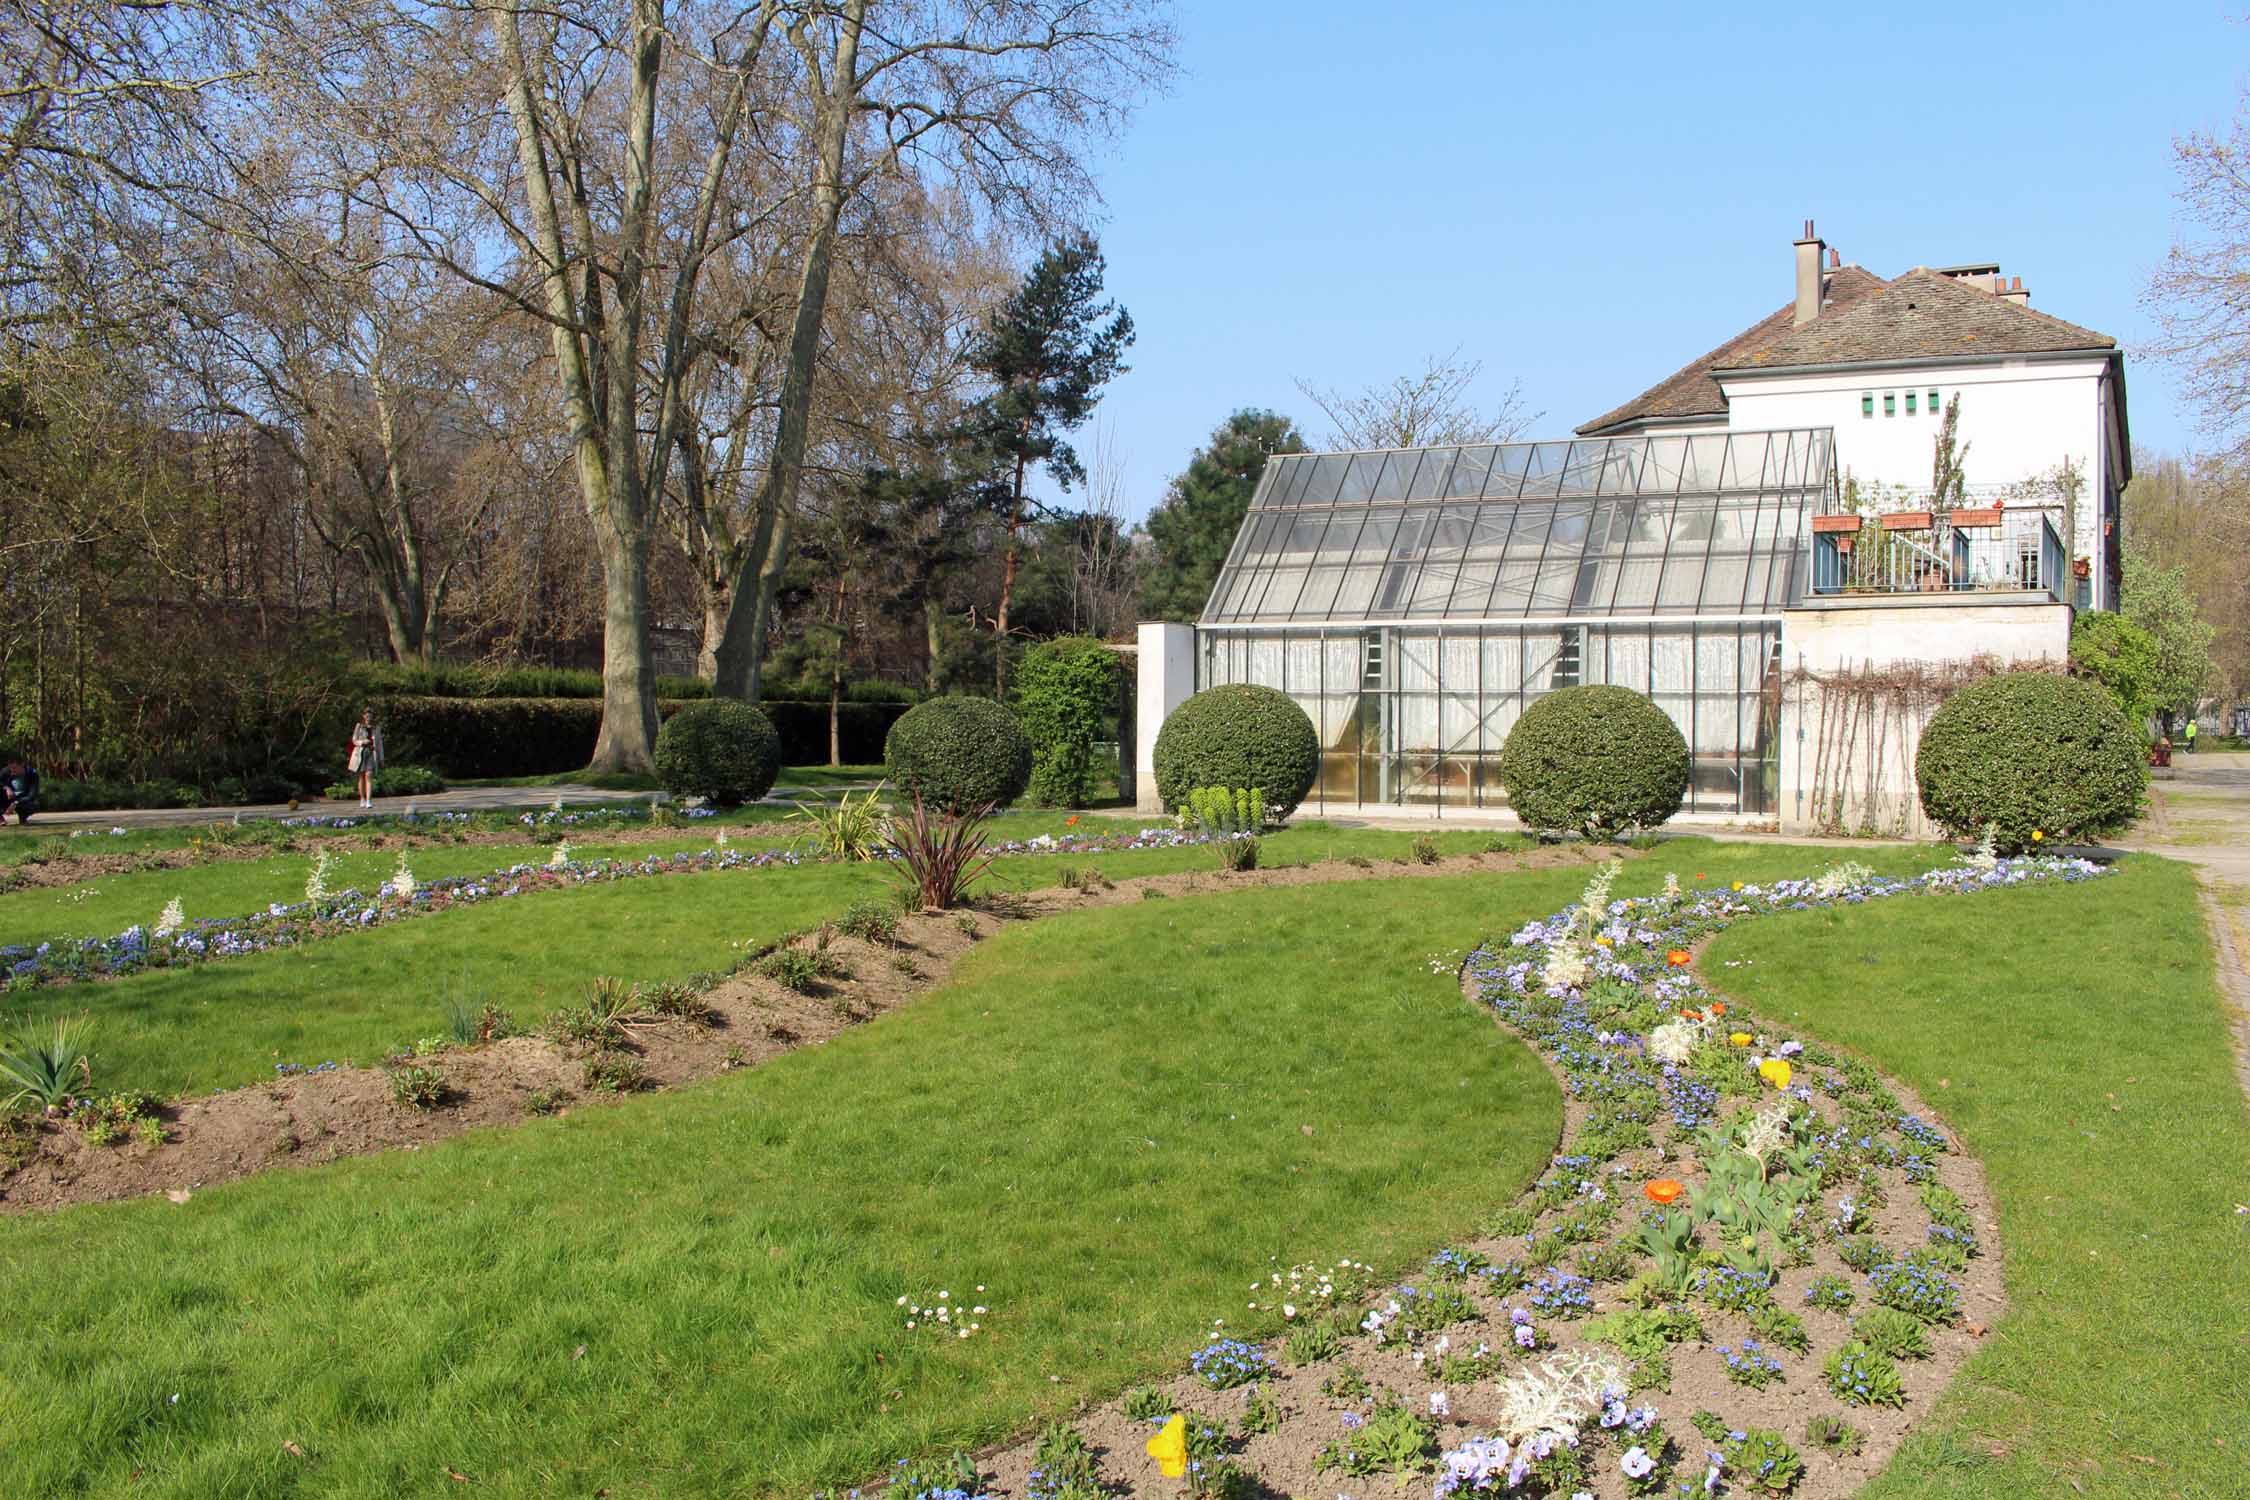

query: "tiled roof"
left=1576, top=266, right=1887, bottom=435
left=1719, top=266, right=2115, bottom=369
left=1577, top=265, right=2116, bottom=436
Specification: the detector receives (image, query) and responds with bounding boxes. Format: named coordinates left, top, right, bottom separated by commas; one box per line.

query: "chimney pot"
left=1830, top=247, right=1841, bottom=268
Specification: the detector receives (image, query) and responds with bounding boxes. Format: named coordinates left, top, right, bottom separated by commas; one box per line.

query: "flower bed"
left=0, top=826, right=1226, bottom=991
left=933, top=850, right=2107, bottom=1500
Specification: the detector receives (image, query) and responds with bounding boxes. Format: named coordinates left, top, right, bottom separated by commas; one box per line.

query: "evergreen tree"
left=957, top=238, right=1133, bottom=692
left=1139, top=409, right=1308, bottom=622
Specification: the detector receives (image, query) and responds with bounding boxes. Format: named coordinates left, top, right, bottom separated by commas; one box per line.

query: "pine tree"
left=1140, top=410, right=1308, bottom=622
left=957, top=238, right=1133, bottom=693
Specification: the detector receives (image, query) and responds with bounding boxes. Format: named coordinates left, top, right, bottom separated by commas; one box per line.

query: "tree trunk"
left=588, top=521, right=658, bottom=771
left=829, top=571, right=846, bottom=766
left=713, top=0, right=862, bottom=703
left=993, top=450, right=1028, bottom=696
left=924, top=597, right=943, bottom=693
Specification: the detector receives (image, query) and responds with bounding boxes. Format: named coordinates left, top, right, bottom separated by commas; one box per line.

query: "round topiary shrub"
left=884, top=696, right=1033, bottom=813
left=652, top=699, right=781, bottom=808
left=1152, top=684, right=1320, bottom=821
left=1498, top=685, right=1689, bottom=840
left=1915, top=671, right=2146, bottom=850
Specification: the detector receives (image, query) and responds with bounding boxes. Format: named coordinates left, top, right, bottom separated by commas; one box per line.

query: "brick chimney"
left=1793, top=220, right=1825, bottom=326
left=1999, top=275, right=2029, bottom=306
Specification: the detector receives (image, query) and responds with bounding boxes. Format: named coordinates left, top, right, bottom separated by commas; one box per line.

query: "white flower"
left=154, top=897, right=185, bottom=938
left=386, top=853, right=417, bottom=902
left=549, top=841, right=573, bottom=869
left=305, top=847, right=335, bottom=903
left=1648, top=1019, right=1701, bottom=1066
left=1429, top=1391, right=1452, bottom=1418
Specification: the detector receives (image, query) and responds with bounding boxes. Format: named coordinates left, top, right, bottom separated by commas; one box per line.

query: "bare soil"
left=0, top=843, right=1604, bottom=1214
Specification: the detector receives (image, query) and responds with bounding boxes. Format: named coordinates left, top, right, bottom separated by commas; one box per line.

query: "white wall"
left=1720, top=357, right=2114, bottom=607
left=1776, top=596, right=2073, bottom=837
left=1134, top=622, right=1196, bottom=812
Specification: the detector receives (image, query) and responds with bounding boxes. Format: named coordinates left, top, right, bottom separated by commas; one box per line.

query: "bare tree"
left=1294, top=348, right=1539, bottom=451
left=2148, top=105, right=2250, bottom=460
left=1067, top=416, right=1136, bottom=637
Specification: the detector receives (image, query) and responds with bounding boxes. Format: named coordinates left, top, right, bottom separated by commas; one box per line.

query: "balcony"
left=1808, top=505, right=2067, bottom=603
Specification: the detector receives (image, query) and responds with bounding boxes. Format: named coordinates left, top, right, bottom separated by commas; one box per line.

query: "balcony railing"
left=1808, top=506, right=2066, bottom=603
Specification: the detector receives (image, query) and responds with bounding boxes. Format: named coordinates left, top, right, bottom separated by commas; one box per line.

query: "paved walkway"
left=2120, top=749, right=2250, bottom=1101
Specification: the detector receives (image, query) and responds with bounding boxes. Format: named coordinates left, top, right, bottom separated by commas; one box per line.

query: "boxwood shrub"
left=884, top=696, right=1033, bottom=813
left=1151, top=684, right=1320, bottom=821
left=1915, top=671, right=2146, bottom=850
left=1498, top=685, right=1688, bottom=839
left=653, top=700, right=782, bottom=807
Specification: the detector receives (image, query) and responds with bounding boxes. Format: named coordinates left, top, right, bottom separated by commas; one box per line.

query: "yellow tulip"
left=1759, top=1059, right=1793, bottom=1089
left=1729, top=1031, right=1752, bottom=1047
left=1147, top=1414, right=1187, bottom=1478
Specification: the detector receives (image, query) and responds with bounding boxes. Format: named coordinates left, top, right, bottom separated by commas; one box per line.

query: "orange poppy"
left=1665, top=949, right=1692, bottom=967
left=1643, top=1179, right=1685, bottom=1205
left=1065, top=815, right=1079, bottom=827
left=1709, top=1002, right=1726, bottom=1017
left=1678, top=1009, right=1703, bottom=1022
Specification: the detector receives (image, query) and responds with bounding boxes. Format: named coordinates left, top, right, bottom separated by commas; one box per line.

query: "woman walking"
left=348, top=708, right=385, bottom=809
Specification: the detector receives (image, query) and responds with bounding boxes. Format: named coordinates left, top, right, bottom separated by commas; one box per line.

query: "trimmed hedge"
left=654, top=701, right=781, bottom=807
left=884, top=697, right=1033, bottom=813
left=1915, top=671, right=2147, bottom=850
left=1498, top=685, right=1688, bottom=839
left=374, top=696, right=907, bottom=778
left=1151, top=685, right=1320, bottom=821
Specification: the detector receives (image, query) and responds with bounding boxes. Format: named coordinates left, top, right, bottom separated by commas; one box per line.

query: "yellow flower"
left=1731, top=880, right=1744, bottom=892
left=1146, top=1414, right=1187, bottom=1478
left=2032, top=829, right=2044, bottom=842
left=1595, top=936, right=1613, bottom=947
left=1759, top=1059, right=1793, bottom=1089
left=1729, top=1031, right=1752, bottom=1047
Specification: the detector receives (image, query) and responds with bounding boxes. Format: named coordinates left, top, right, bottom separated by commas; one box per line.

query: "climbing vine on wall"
left=1784, top=654, right=2062, bottom=836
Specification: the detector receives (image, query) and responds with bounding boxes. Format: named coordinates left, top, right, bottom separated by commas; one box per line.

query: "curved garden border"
left=0, top=825, right=1235, bottom=990
left=941, top=853, right=2106, bottom=1500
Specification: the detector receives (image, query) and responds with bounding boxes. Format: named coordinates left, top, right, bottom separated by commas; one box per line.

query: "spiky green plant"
left=0, top=1015, right=92, bottom=1110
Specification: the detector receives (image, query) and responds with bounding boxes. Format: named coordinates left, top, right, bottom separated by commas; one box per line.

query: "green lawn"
left=0, top=871, right=1583, bottom=1500
left=4, top=821, right=1522, bottom=1098
left=1704, top=854, right=2250, bottom=1500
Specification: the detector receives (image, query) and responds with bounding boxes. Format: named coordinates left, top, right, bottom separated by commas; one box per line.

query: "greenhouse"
left=1193, top=428, right=1838, bottom=815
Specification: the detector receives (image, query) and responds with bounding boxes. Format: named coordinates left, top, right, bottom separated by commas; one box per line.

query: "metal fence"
left=1810, top=508, right=2065, bottom=602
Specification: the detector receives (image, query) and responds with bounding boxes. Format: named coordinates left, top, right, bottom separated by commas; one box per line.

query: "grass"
left=0, top=819, right=1532, bottom=1098
left=4, top=839, right=2209, bottom=1499
left=1704, top=853, right=2250, bottom=1500
left=449, top=770, right=664, bottom=792
left=0, top=871, right=1583, bottom=1500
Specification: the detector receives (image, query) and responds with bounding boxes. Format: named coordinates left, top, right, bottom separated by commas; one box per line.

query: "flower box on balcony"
left=1810, top=514, right=1863, bottom=534
left=1950, top=507, right=2004, bottom=529
left=1880, top=510, right=1935, bottom=533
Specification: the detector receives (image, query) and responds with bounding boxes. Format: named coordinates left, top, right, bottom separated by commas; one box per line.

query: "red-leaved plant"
left=885, top=794, right=998, bottom=911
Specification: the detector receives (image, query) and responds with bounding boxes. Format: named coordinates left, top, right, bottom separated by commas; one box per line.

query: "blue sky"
left=1077, top=1, right=2248, bottom=524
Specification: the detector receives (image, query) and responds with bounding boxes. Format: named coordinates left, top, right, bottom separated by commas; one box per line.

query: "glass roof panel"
left=1370, top=449, right=1424, bottom=503
left=1336, top=452, right=1385, bottom=505
left=1445, top=445, right=1495, bottom=499
left=1198, top=428, right=1838, bottom=624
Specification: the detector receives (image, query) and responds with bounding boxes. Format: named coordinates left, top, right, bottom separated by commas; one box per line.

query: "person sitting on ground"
left=0, top=756, right=39, bottom=825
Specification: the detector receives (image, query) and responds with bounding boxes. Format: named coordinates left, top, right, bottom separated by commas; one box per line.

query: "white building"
left=1577, top=222, right=2128, bottom=610
left=1133, top=224, right=2124, bottom=838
